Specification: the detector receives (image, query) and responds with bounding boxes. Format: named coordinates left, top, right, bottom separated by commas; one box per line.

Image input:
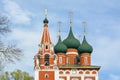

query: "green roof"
left=63, top=27, right=80, bottom=49
left=54, top=36, right=67, bottom=53
left=78, top=36, right=93, bottom=54
left=43, top=17, right=49, bottom=23
left=59, top=64, right=100, bottom=70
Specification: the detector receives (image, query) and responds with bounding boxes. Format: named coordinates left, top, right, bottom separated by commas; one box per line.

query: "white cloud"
left=109, top=74, right=120, bottom=80
left=2, top=0, right=31, bottom=24
left=91, top=35, right=120, bottom=70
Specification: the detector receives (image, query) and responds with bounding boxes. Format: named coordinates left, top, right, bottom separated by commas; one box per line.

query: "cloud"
left=4, top=25, right=57, bottom=75
left=2, top=0, right=31, bottom=25
left=91, top=35, right=120, bottom=70
left=109, top=74, right=120, bottom=80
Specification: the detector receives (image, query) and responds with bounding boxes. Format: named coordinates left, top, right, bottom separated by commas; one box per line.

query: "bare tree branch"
left=0, top=15, right=11, bottom=35
left=0, top=15, right=22, bottom=71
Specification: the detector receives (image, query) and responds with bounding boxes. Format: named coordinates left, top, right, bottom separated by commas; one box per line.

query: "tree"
left=0, top=70, right=34, bottom=80
left=0, top=15, right=22, bottom=72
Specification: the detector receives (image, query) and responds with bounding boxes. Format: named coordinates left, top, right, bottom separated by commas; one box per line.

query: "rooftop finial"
left=82, top=21, right=87, bottom=36
left=69, top=11, right=73, bottom=28
left=45, top=9, right=48, bottom=18
left=58, top=21, right=61, bottom=37
left=43, top=9, right=48, bottom=23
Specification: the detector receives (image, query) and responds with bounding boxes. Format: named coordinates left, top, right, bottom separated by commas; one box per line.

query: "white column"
left=96, top=76, right=98, bottom=80
left=81, top=75, right=84, bottom=80
left=95, top=73, right=98, bottom=80
left=55, top=70, right=59, bottom=80
left=35, top=70, right=38, bottom=80
left=67, top=75, right=70, bottom=80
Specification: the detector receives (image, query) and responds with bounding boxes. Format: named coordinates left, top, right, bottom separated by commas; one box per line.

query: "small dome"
left=54, top=36, right=67, bottom=53
left=43, top=18, right=49, bottom=23
left=78, top=36, right=93, bottom=54
left=63, top=27, right=80, bottom=49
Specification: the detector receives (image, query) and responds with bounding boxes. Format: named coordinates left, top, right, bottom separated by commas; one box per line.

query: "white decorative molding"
left=66, top=52, right=78, bottom=55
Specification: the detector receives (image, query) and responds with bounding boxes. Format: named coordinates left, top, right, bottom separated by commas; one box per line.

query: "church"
left=34, top=10, right=100, bottom=80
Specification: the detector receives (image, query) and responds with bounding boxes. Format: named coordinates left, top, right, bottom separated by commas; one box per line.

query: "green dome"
left=78, top=36, right=93, bottom=54
left=43, top=18, right=49, bottom=23
left=54, top=36, right=67, bottom=53
left=63, top=27, right=80, bottom=49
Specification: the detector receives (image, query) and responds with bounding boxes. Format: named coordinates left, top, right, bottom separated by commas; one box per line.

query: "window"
left=84, top=57, right=88, bottom=65
left=44, top=54, right=49, bottom=66
left=46, top=45, right=48, bottom=49
left=74, top=57, right=77, bottom=64
left=38, top=56, right=40, bottom=65
left=45, top=74, right=49, bottom=78
left=59, top=78, right=64, bottom=80
left=59, top=57, right=62, bottom=64
left=66, top=57, right=69, bottom=64
left=72, top=78, right=78, bottom=80
left=54, top=55, right=56, bottom=60
left=85, top=78, right=92, bottom=80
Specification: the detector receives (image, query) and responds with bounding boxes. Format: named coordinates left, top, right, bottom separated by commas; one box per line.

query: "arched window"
left=38, top=55, right=40, bottom=66
left=84, top=57, right=88, bottom=65
left=74, top=57, right=77, bottom=64
left=85, top=78, right=92, bottom=80
left=44, top=54, right=49, bottom=66
left=45, top=74, right=49, bottom=78
left=72, top=78, right=79, bottom=80
left=46, top=45, right=48, bottom=49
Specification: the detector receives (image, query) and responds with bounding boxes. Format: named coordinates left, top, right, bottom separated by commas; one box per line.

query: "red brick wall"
left=80, top=53, right=91, bottom=66
left=39, top=71, right=54, bottom=80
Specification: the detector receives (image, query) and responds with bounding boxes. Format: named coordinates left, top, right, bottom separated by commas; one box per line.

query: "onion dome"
left=63, top=27, right=80, bottom=49
left=54, top=36, right=67, bottom=53
left=78, top=36, right=93, bottom=54
left=43, top=18, right=49, bottom=23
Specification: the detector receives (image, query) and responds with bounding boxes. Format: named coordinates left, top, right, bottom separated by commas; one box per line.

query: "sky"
left=0, top=0, right=120, bottom=80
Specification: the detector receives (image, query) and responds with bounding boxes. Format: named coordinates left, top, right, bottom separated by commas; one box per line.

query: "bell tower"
left=34, top=9, right=58, bottom=80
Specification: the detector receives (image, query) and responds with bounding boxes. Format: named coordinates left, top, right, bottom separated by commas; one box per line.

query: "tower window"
left=44, top=54, right=49, bottom=66
left=59, top=57, right=62, bottom=64
left=54, top=55, right=56, bottom=60
left=46, top=45, right=48, bottom=49
left=74, top=57, right=77, bottom=64
left=84, top=57, right=88, bottom=65
left=45, top=74, right=49, bottom=78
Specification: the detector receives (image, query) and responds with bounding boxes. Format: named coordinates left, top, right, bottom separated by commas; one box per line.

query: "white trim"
left=35, top=70, right=38, bottom=80
left=66, top=52, right=78, bottom=55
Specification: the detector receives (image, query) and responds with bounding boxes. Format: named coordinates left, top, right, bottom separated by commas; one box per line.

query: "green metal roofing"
left=43, top=17, right=49, bottom=23
left=78, top=36, right=93, bottom=54
left=63, top=27, right=80, bottom=49
left=59, top=64, right=100, bottom=70
left=54, top=36, right=67, bottom=53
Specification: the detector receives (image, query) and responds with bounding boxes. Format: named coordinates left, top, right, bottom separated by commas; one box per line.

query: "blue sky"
left=0, top=0, right=120, bottom=80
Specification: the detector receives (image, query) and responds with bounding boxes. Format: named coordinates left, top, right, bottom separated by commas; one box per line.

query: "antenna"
left=44, top=9, right=48, bottom=18
left=82, top=21, right=87, bottom=36
left=69, top=11, right=73, bottom=28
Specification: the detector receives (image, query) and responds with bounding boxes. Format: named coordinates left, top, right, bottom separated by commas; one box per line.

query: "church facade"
left=34, top=11, right=100, bottom=80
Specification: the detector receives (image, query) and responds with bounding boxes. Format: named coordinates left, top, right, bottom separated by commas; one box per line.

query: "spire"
left=82, top=21, right=87, bottom=36
left=45, top=9, right=48, bottom=18
left=78, top=22, right=93, bottom=54
left=41, top=9, right=51, bottom=43
left=58, top=21, right=61, bottom=39
left=54, top=21, right=67, bottom=53
left=69, top=11, right=73, bottom=28
left=63, top=12, right=80, bottom=49
left=43, top=9, right=49, bottom=23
